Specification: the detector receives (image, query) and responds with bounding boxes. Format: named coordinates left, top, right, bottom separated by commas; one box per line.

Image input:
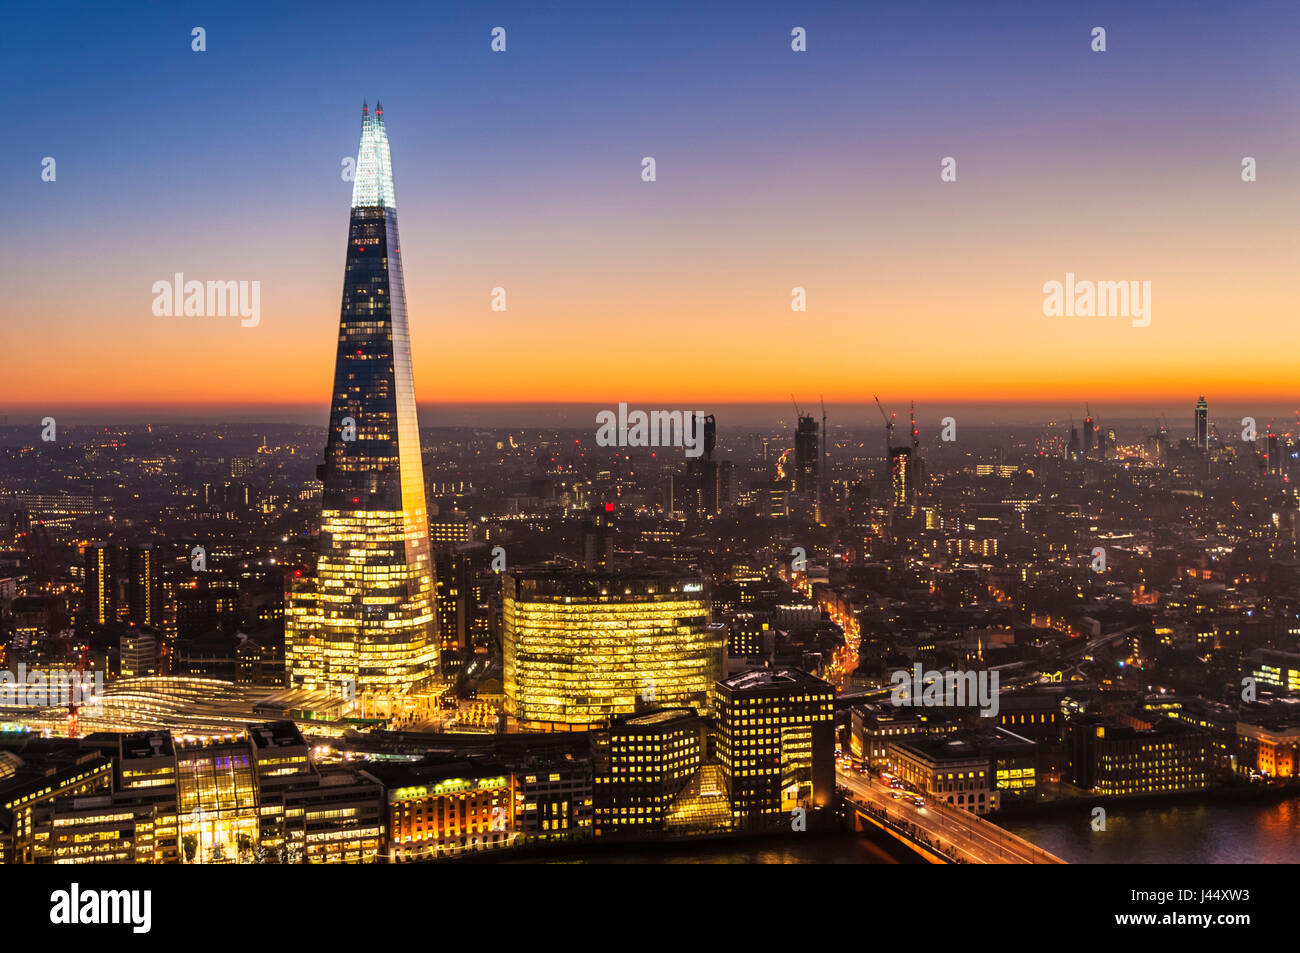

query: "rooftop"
left=718, top=667, right=830, bottom=693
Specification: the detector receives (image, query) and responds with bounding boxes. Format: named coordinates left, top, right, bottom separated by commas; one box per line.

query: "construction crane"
left=873, top=395, right=896, bottom=452
left=66, top=643, right=90, bottom=738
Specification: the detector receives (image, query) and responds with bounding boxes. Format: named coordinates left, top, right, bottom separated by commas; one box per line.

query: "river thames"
left=1001, top=794, right=1300, bottom=864
left=534, top=795, right=1300, bottom=863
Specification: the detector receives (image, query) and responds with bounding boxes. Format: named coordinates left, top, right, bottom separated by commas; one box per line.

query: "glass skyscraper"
left=287, top=103, right=438, bottom=697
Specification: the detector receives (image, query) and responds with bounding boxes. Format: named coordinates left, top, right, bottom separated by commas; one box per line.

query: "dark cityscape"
left=4, top=0, right=1291, bottom=935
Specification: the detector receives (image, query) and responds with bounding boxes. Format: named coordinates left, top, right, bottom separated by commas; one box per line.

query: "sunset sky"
left=3, top=0, right=1298, bottom=424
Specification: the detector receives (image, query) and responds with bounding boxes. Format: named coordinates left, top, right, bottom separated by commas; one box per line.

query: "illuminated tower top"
left=351, top=100, right=396, bottom=209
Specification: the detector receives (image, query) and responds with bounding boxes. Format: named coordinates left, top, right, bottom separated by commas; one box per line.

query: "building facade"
left=503, top=568, right=721, bottom=730
left=593, top=708, right=703, bottom=836
left=713, top=669, right=835, bottom=826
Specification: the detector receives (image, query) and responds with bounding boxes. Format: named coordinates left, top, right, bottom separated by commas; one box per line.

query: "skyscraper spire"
left=351, top=98, right=395, bottom=209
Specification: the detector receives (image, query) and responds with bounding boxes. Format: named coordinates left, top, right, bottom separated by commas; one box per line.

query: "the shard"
left=287, top=102, right=438, bottom=698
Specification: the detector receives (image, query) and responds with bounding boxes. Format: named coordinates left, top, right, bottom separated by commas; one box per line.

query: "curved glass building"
left=503, top=567, right=722, bottom=730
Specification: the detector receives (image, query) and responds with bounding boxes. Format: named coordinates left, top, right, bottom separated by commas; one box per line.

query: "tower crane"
left=873, top=395, right=896, bottom=452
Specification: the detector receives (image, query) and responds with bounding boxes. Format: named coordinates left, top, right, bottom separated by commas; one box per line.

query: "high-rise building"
left=890, top=446, right=912, bottom=512
left=1266, top=430, right=1281, bottom=477
left=794, top=414, right=819, bottom=500
left=287, top=103, right=438, bottom=697
left=1195, top=396, right=1209, bottom=451
left=680, top=414, right=721, bottom=519
left=503, top=567, right=722, bottom=730
left=713, top=668, right=835, bottom=826
left=127, top=543, right=159, bottom=627
left=433, top=550, right=470, bottom=672
left=83, top=542, right=115, bottom=625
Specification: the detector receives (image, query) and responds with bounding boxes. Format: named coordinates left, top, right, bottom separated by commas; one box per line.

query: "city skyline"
left=2, top=0, right=1298, bottom=900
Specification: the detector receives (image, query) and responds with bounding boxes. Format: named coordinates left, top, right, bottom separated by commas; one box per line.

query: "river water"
left=538, top=795, right=1300, bottom=863
left=1001, top=795, right=1300, bottom=864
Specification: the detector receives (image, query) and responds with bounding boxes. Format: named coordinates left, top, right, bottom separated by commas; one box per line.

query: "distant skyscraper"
left=682, top=414, right=720, bottom=518
left=84, top=542, right=115, bottom=625
left=1266, top=430, right=1281, bottom=477
left=890, top=446, right=912, bottom=512
left=127, top=543, right=159, bottom=628
left=287, top=103, right=438, bottom=696
left=1195, top=396, right=1209, bottom=451
left=794, top=415, right=819, bottom=499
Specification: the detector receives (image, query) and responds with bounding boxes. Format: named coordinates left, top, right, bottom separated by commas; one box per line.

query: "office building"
left=120, top=631, right=157, bottom=679
left=593, top=708, right=704, bottom=836
left=1241, top=648, right=1300, bottom=697
left=849, top=703, right=960, bottom=764
left=1065, top=715, right=1209, bottom=795
left=175, top=733, right=259, bottom=863
left=503, top=567, right=722, bottom=730
left=83, top=542, right=115, bottom=626
left=0, top=737, right=114, bottom=864
left=127, top=543, right=160, bottom=627
left=794, top=414, right=819, bottom=500
left=712, top=668, right=835, bottom=826
left=24, top=725, right=382, bottom=864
